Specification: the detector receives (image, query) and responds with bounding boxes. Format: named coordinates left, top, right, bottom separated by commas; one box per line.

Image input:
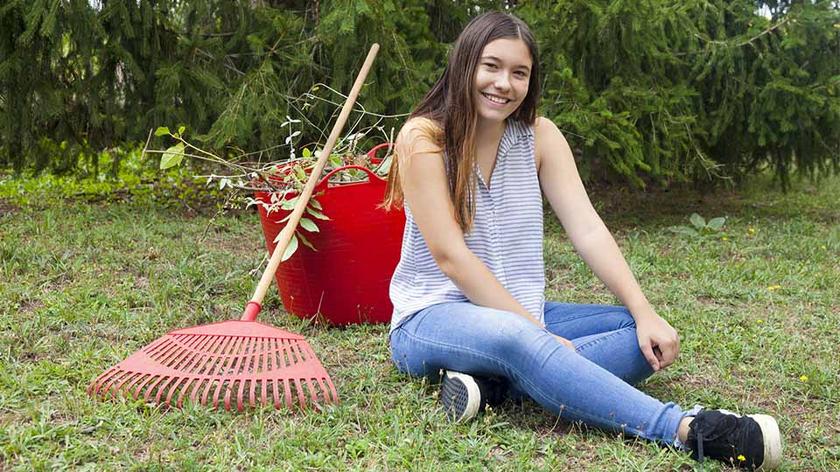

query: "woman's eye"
left=484, top=63, right=497, bottom=69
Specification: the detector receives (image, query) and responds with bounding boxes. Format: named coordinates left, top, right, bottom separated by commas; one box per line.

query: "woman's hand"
left=634, top=310, right=680, bottom=372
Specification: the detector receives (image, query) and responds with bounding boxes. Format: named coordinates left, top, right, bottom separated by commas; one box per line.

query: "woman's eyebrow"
left=480, top=55, right=531, bottom=71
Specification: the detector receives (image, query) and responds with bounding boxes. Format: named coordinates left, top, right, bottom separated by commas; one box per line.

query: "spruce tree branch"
left=195, top=47, right=245, bottom=76
left=676, top=17, right=792, bottom=56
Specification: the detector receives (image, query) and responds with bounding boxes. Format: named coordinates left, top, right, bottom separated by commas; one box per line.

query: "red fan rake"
left=87, top=44, right=380, bottom=412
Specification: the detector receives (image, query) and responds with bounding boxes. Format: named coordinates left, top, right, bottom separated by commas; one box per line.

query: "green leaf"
left=280, top=196, right=299, bottom=210
left=178, top=125, right=186, bottom=135
left=154, top=126, right=170, bottom=137
left=707, top=217, right=726, bottom=231
left=689, top=213, right=706, bottom=229
left=309, top=199, right=322, bottom=210
left=669, top=226, right=699, bottom=237
left=279, top=233, right=299, bottom=262
left=329, top=154, right=342, bottom=167
left=302, top=147, right=312, bottom=158
left=297, top=231, right=316, bottom=251
left=376, top=154, right=393, bottom=175
left=306, top=207, right=330, bottom=220
left=299, top=217, right=319, bottom=232
left=160, top=143, right=185, bottom=169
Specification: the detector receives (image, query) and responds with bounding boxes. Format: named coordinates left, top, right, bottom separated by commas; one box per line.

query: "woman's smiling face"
left=472, top=37, right=532, bottom=124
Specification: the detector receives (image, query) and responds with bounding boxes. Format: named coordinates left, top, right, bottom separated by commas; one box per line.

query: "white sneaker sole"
left=749, top=414, right=782, bottom=470
left=440, top=371, right=481, bottom=422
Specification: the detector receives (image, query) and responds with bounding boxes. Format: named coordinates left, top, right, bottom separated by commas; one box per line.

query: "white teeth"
left=482, top=93, right=509, bottom=104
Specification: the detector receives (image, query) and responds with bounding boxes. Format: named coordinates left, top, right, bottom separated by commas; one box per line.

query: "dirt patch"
left=19, top=299, right=45, bottom=314
left=0, top=198, right=19, bottom=218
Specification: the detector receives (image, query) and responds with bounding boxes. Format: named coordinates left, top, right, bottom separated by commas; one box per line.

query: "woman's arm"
left=534, top=117, right=679, bottom=370
left=396, top=119, right=572, bottom=348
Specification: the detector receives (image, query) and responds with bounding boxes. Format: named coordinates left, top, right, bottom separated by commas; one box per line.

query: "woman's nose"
left=493, top=72, right=512, bottom=91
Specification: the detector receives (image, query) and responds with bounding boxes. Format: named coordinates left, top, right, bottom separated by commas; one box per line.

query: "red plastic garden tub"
left=254, top=145, right=405, bottom=325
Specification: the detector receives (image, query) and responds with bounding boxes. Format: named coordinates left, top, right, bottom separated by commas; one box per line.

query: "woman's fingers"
left=640, top=342, right=661, bottom=371
left=657, top=339, right=679, bottom=368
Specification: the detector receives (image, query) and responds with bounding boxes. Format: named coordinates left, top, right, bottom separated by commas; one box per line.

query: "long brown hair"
left=383, top=11, right=541, bottom=232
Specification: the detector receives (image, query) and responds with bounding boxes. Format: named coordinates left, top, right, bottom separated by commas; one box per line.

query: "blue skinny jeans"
left=389, top=301, right=695, bottom=445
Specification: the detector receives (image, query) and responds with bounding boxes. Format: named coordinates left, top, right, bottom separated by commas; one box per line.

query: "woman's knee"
left=615, top=306, right=636, bottom=329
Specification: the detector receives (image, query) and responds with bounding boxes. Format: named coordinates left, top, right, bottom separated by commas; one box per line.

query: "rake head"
left=88, top=319, right=338, bottom=411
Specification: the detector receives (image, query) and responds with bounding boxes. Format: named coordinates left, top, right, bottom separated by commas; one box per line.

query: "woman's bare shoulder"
left=399, top=117, right=442, bottom=140
left=533, top=116, right=561, bottom=139
left=397, top=117, right=444, bottom=157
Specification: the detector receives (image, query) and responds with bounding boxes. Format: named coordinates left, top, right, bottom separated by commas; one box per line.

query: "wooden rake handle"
left=242, top=43, right=380, bottom=321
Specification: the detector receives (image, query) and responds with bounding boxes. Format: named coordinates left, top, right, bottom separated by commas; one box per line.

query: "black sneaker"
left=687, top=409, right=782, bottom=470
left=439, top=370, right=505, bottom=422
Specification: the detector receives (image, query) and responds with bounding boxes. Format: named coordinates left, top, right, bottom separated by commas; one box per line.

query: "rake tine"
left=249, top=371, right=258, bottom=408
left=315, top=377, right=329, bottom=404
left=142, top=336, right=171, bottom=357
left=121, top=371, right=148, bottom=397
left=168, top=334, right=210, bottom=371
left=206, top=335, right=236, bottom=378
left=293, top=378, right=307, bottom=410
left=132, top=373, right=158, bottom=400
left=194, top=335, right=225, bottom=376
left=88, top=367, right=116, bottom=396
left=260, top=339, right=271, bottom=406
left=99, top=369, right=132, bottom=398
left=155, top=337, right=190, bottom=369
left=143, top=375, right=168, bottom=402
left=216, top=337, right=245, bottom=410
left=226, top=337, right=251, bottom=410
left=224, top=380, right=236, bottom=411
left=200, top=373, right=217, bottom=407
left=153, top=376, right=176, bottom=405
left=175, top=335, right=216, bottom=375
left=270, top=379, right=281, bottom=409
left=283, top=378, right=293, bottom=410
left=165, top=376, right=188, bottom=407
left=304, top=378, right=321, bottom=411
left=176, top=377, right=198, bottom=408
left=288, top=339, right=304, bottom=365
left=145, top=337, right=177, bottom=361
left=273, top=338, right=285, bottom=369
left=189, top=378, right=206, bottom=406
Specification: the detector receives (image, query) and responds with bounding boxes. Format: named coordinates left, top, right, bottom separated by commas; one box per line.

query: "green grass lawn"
left=1, top=174, right=838, bottom=470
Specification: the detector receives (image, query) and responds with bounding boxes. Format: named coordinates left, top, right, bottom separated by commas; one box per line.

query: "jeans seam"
left=394, top=326, right=653, bottom=438
left=574, top=327, right=637, bottom=353
left=543, top=306, right=631, bottom=329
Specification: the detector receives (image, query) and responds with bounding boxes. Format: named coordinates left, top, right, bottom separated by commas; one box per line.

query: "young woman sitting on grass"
left=383, top=11, right=782, bottom=470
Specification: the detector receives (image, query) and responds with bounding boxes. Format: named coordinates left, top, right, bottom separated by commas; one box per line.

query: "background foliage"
left=1, top=0, right=838, bottom=187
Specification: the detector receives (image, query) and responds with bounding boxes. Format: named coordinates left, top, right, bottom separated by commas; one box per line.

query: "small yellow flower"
left=721, top=236, right=729, bottom=241
left=756, top=319, right=764, bottom=323
left=821, top=245, right=827, bottom=250
left=767, top=285, right=782, bottom=291
left=748, top=227, right=755, bottom=234
left=738, top=454, right=746, bottom=462
left=800, top=375, right=809, bottom=382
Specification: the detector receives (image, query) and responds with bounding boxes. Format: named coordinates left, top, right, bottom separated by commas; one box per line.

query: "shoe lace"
left=695, top=429, right=705, bottom=462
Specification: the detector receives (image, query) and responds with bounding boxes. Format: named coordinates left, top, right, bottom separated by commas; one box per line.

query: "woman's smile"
left=480, top=92, right=511, bottom=107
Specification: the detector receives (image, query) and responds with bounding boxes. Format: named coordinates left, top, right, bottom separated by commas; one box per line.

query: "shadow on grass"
left=575, top=175, right=839, bottom=232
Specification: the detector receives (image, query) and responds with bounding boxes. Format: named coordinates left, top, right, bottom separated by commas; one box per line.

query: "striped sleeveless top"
left=389, top=118, right=545, bottom=332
